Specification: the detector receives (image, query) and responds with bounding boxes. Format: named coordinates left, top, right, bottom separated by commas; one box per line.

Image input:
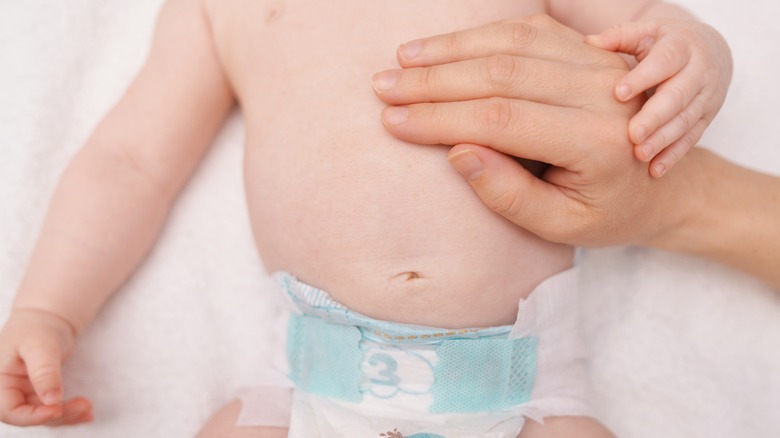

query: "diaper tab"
left=287, top=314, right=363, bottom=402
left=286, top=311, right=539, bottom=413
left=430, top=336, right=538, bottom=413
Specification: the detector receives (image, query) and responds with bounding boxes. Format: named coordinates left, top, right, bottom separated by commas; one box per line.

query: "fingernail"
left=399, top=40, right=423, bottom=62
left=43, top=390, right=61, bottom=405
left=381, top=106, right=408, bottom=126
left=372, top=70, right=398, bottom=94
left=652, top=162, right=666, bottom=177
left=448, top=149, right=483, bottom=181
left=616, top=84, right=631, bottom=101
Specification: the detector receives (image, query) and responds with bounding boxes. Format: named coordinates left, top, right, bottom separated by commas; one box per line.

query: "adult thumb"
left=447, top=144, right=565, bottom=238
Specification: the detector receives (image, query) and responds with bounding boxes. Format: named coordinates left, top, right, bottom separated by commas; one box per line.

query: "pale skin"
left=376, top=17, right=780, bottom=292
left=0, top=0, right=729, bottom=436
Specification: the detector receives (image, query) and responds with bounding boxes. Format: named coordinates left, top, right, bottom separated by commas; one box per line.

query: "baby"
left=0, top=0, right=730, bottom=437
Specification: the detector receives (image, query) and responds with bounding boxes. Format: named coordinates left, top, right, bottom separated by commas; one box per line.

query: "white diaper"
left=236, top=268, right=592, bottom=437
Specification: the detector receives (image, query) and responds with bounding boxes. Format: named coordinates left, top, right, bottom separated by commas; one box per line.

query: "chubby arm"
left=546, top=0, right=694, bottom=34
left=1, top=0, right=233, bottom=426
left=14, top=0, right=233, bottom=335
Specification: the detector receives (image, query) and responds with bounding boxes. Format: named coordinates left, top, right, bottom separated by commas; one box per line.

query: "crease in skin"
left=393, top=271, right=424, bottom=282
left=384, top=271, right=434, bottom=298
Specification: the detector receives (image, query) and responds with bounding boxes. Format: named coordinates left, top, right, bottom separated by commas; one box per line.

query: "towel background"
left=1, top=0, right=778, bottom=436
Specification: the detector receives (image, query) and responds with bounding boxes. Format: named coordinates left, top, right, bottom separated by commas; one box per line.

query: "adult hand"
left=372, top=14, right=701, bottom=248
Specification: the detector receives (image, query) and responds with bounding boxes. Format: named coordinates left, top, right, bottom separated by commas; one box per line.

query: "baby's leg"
left=197, top=400, right=288, bottom=438
left=517, top=416, right=614, bottom=438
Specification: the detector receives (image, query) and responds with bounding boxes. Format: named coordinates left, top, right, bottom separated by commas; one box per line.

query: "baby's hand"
left=0, top=309, right=92, bottom=426
left=586, top=19, right=732, bottom=177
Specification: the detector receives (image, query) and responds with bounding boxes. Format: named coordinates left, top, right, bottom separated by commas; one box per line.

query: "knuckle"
left=659, top=42, right=689, bottom=69
left=445, top=30, right=461, bottom=51
left=653, top=128, right=670, bottom=150
left=30, top=362, right=59, bottom=383
left=477, top=97, right=515, bottom=133
left=487, top=186, right=525, bottom=219
left=418, top=66, right=438, bottom=91
left=663, top=146, right=679, bottom=165
left=484, top=54, right=520, bottom=91
left=507, top=22, right=538, bottom=49
left=675, top=108, right=695, bottom=132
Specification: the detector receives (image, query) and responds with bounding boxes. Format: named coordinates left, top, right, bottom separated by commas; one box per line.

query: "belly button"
left=386, top=271, right=432, bottom=295
left=395, top=271, right=422, bottom=282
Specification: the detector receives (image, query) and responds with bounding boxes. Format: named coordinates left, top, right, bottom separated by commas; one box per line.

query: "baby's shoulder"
left=203, top=0, right=282, bottom=32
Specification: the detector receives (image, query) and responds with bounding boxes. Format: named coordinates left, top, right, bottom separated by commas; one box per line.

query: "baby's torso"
left=206, top=0, right=572, bottom=328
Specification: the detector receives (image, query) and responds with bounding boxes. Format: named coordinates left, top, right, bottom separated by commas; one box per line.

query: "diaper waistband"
left=286, top=313, right=538, bottom=413
left=274, top=272, right=549, bottom=414
left=274, top=272, right=513, bottom=345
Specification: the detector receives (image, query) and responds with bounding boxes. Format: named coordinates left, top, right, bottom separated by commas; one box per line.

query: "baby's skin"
left=0, top=0, right=730, bottom=434
left=235, top=0, right=573, bottom=329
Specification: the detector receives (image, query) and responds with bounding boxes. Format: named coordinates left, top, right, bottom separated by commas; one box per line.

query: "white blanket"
left=1, top=1, right=778, bottom=437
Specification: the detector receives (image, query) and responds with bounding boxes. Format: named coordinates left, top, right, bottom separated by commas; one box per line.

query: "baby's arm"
left=0, top=0, right=233, bottom=427
left=548, top=1, right=732, bottom=177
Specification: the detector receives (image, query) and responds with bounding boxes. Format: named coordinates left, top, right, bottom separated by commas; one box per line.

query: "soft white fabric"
left=1, top=1, right=779, bottom=437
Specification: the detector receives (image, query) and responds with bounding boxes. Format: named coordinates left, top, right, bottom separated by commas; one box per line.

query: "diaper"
left=236, top=268, right=592, bottom=437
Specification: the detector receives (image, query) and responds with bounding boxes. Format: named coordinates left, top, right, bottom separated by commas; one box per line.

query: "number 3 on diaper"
left=368, top=353, right=401, bottom=387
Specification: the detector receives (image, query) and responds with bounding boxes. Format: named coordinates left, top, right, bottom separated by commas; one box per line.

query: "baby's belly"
left=235, top=0, right=571, bottom=328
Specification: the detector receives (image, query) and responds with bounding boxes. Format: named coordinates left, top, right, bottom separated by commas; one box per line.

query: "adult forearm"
left=12, top=143, right=176, bottom=334
left=647, top=148, right=780, bottom=290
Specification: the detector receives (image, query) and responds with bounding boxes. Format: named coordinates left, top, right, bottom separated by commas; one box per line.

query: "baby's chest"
left=212, top=0, right=546, bottom=102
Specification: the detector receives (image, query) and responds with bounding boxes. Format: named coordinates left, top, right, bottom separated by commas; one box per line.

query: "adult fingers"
left=381, top=98, right=616, bottom=167
left=397, top=15, right=625, bottom=70
left=374, top=55, right=622, bottom=108
left=447, top=144, right=578, bottom=240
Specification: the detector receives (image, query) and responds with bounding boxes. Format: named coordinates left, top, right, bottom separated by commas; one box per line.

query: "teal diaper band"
left=430, top=336, right=538, bottom=413
left=287, top=314, right=363, bottom=402
left=286, top=314, right=539, bottom=413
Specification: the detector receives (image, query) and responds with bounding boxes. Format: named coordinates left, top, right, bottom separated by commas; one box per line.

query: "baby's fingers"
left=586, top=21, right=659, bottom=56
left=614, top=43, right=689, bottom=106
left=630, top=69, right=704, bottom=147
left=18, top=340, right=64, bottom=406
left=648, top=119, right=708, bottom=177
left=0, top=403, right=63, bottom=426
left=47, top=397, right=93, bottom=426
left=587, top=23, right=689, bottom=103
left=0, top=375, right=63, bottom=426
left=634, top=90, right=707, bottom=161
